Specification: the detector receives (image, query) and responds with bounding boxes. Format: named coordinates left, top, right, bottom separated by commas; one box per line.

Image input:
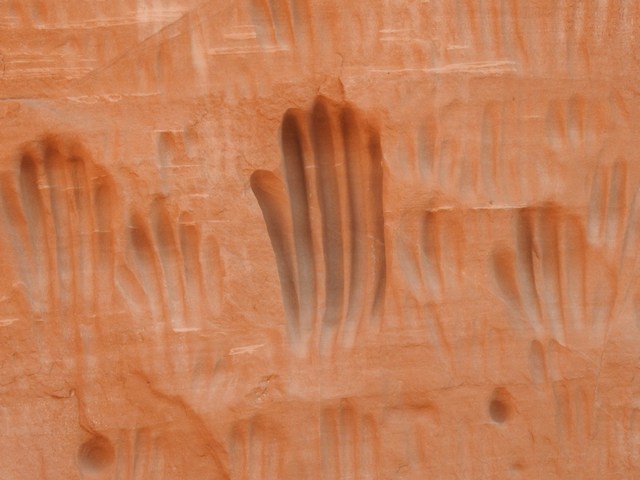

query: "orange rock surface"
left=1, top=1, right=640, bottom=478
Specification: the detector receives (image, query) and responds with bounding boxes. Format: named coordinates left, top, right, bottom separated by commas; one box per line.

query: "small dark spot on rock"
left=488, top=387, right=513, bottom=423
left=489, top=398, right=509, bottom=422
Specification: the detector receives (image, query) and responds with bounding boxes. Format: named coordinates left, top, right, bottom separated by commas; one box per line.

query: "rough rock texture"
left=1, top=1, right=640, bottom=478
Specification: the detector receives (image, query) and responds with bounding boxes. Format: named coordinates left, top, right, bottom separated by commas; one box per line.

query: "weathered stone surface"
left=1, top=1, right=640, bottom=478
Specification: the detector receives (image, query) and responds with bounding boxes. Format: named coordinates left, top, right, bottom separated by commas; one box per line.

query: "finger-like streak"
left=605, top=159, right=628, bottom=248
left=342, top=106, right=368, bottom=341
left=201, top=234, right=223, bottom=319
left=312, top=97, right=346, bottom=347
left=515, top=208, right=543, bottom=334
left=537, top=207, right=565, bottom=341
left=19, top=152, right=50, bottom=315
left=250, top=170, right=300, bottom=339
left=0, top=173, right=33, bottom=306
left=366, top=127, right=387, bottom=326
left=588, top=162, right=607, bottom=244
left=178, top=216, right=205, bottom=328
left=42, top=139, right=74, bottom=315
left=492, top=246, right=523, bottom=324
left=562, top=215, right=588, bottom=334
left=151, top=198, right=186, bottom=331
left=421, top=211, right=445, bottom=300
left=282, top=109, right=317, bottom=337
left=68, top=152, right=94, bottom=317
left=93, top=173, right=117, bottom=313
left=128, top=213, right=164, bottom=326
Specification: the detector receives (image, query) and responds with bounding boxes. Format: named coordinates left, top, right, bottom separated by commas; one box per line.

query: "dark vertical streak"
left=93, top=174, right=116, bottom=311
left=128, top=212, right=163, bottom=322
left=341, top=106, right=367, bottom=333
left=367, top=127, right=387, bottom=323
left=269, top=0, right=296, bottom=48
left=492, top=247, right=522, bottom=319
left=515, top=208, right=543, bottom=328
left=19, top=154, right=48, bottom=313
left=42, top=140, right=72, bottom=312
left=538, top=208, right=564, bottom=339
left=282, top=109, right=317, bottom=336
left=312, top=97, right=345, bottom=334
left=69, top=155, right=93, bottom=315
left=151, top=199, right=185, bottom=329
left=250, top=170, right=300, bottom=338
left=179, top=219, right=204, bottom=325
left=0, top=174, right=32, bottom=303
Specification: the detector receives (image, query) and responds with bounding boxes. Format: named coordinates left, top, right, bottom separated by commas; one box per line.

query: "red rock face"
left=0, top=1, right=639, bottom=478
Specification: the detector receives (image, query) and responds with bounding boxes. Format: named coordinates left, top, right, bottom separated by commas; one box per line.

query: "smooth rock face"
left=0, top=1, right=639, bottom=478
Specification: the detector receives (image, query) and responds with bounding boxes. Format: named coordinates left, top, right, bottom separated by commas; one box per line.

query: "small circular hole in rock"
left=489, top=398, right=509, bottom=423
left=77, top=435, right=114, bottom=475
